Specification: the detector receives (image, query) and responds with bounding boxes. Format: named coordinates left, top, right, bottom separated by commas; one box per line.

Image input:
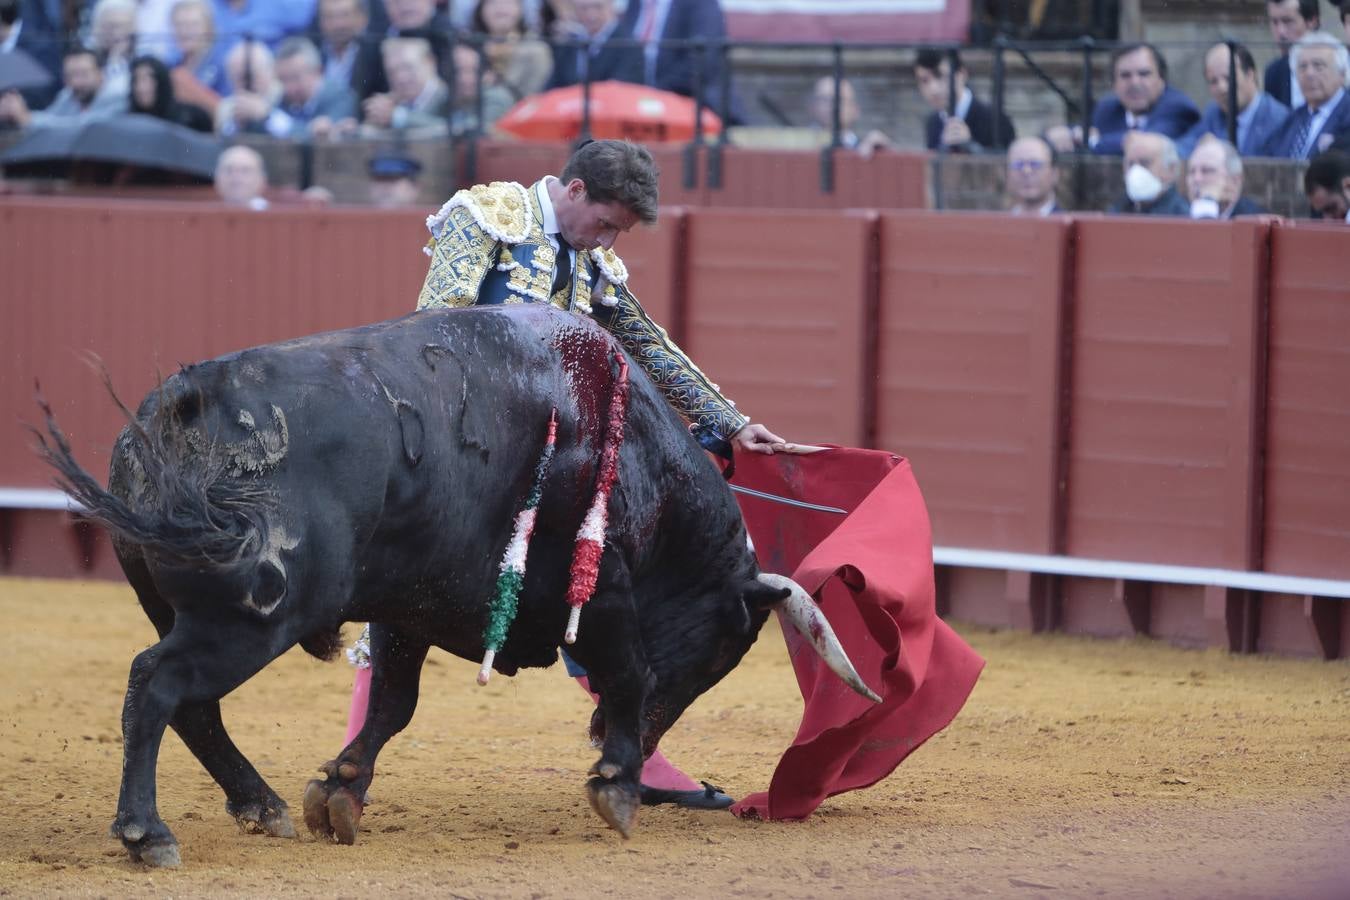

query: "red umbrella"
left=495, top=81, right=722, bottom=143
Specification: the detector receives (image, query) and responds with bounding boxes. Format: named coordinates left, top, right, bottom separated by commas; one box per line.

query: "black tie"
left=552, top=235, right=573, bottom=296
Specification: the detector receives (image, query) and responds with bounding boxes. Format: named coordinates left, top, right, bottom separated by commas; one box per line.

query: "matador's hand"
left=732, top=422, right=789, bottom=455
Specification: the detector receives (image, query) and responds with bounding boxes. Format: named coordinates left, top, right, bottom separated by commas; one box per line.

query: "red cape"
left=729, top=447, right=985, bottom=821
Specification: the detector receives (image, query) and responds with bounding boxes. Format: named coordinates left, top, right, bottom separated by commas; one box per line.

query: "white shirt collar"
left=535, top=177, right=574, bottom=260
left=941, top=86, right=973, bottom=122
left=0, top=19, right=21, bottom=53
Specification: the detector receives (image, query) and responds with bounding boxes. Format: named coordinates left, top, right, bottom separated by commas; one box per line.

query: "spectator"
left=0, top=0, right=67, bottom=106
left=367, top=151, right=421, bottom=207
left=128, top=53, right=212, bottom=130
left=1260, top=33, right=1350, bottom=159
left=1303, top=148, right=1350, bottom=220
left=471, top=0, right=552, bottom=101
left=0, top=46, right=123, bottom=129
left=214, top=39, right=289, bottom=137
left=915, top=48, right=1013, bottom=153
left=274, top=36, right=356, bottom=138
left=445, top=41, right=513, bottom=135
left=1265, top=0, right=1320, bottom=109
left=361, top=36, right=448, bottom=135
left=808, top=75, right=861, bottom=149
left=210, top=0, right=317, bottom=57
left=1107, top=131, right=1189, bottom=216
left=1184, top=135, right=1266, bottom=219
left=88, top=0, right=137, bottom=99
left=546, top=0, right=641, bottom=90
left=134, top=0, right=179, bottom=60
left=1048, top=43, right=1199, bottom=156
left=352, top=0, right=452, bottom=103
left=213, top=142, right=267, bottom=208
left=169, top=0, right=229, bottom=102
left=1005, top=135, right=1062, bottom=215
left=1176, top=42, right=1290, bottom=158
left=314, top=0, right=369, bottom=94
left=618, top=0, right=744, bottom=120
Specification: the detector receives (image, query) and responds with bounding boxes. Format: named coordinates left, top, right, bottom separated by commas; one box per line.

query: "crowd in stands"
left=0, top=0, right=1348, bottom=220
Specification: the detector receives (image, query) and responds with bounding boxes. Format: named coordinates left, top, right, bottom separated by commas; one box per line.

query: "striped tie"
left=1292, top=111, right=1314, bottom=159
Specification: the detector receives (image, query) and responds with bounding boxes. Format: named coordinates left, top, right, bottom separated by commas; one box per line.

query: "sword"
left=729, top=484, right=848, bottom=515
left=726, top=443, right=848, bottom=514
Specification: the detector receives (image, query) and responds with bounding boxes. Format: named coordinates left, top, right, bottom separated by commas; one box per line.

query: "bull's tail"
left=31, top=371, right=270, bottom=571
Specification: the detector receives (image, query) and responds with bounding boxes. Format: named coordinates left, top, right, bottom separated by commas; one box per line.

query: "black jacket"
left=924, top=94, right=1015, bottom=152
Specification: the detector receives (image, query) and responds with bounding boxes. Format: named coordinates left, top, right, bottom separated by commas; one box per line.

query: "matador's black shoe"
left=639, top=781, right=734, bottom=810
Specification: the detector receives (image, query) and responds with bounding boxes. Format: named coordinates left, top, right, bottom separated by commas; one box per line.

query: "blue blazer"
left=546, top=30, right=644, bottom=90
left=616, top=0, right=746, bottom=121
left=1259, top=91, right=1350, bottom=159
left=1091, top=86, right=1201, bottom=155
left=1264, top=56, right=1293, bottom=108
left=1175, top=93, right=1291, bottom=157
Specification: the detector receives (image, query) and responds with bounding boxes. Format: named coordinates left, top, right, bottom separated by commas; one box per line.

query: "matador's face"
left=555, top=178, right=640, bottom=252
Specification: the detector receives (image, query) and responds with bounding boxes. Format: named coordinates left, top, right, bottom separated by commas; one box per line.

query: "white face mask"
left=1124, top=163, right=1164, bottom=204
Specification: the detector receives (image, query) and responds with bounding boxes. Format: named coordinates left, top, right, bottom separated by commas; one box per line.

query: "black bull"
left=36, top=305, right=876, bottom=867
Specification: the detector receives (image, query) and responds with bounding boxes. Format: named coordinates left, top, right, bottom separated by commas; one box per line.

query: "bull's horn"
left=758, top=572, right=883, bottom=704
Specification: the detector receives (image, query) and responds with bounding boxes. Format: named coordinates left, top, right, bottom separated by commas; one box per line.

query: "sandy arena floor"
left=2, top=576, right=1348, bottom=899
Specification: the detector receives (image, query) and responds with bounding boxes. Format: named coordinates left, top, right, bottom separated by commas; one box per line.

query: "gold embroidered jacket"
left=417, top=179, right=749, bottom=443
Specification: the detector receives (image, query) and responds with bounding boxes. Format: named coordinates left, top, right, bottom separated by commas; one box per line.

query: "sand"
left=2, top=576, right=1348, bottom=899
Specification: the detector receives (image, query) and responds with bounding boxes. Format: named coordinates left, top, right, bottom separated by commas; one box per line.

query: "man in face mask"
left=1107, top=130, right=1190, bottom=216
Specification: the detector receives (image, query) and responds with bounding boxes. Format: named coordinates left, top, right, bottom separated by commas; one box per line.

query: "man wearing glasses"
left=1005, top=136, right=1062, bottom=215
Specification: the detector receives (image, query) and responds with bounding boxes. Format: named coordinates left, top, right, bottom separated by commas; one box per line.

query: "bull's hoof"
left=303, top=779, right=334, bottom=841
left=112, top=815, right=180, bottom=868
left=586, top=777, right=639, bottom=839
left=303, top=779, right=364, bottom=844
left=130, top=839, right=182, bottom=868
left=228, top=799, right=297, bottom=838
left=327, top=787, right=363, bottom=846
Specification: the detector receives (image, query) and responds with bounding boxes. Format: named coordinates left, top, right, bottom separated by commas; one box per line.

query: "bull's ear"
left=742, top=579, right=791, bottom=611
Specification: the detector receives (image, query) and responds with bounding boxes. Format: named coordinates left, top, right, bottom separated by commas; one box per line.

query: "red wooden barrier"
left=875, top=211, right=1072, bottom=555
left=1065, top=218, right=1269, bottom=570
left=0, top=199, right=427, bottom=488
left=682, top=209, right=872, bottom=446
left=1264, top=222, right=1350, bottom=581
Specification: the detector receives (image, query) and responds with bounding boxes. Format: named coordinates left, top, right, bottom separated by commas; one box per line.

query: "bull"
left=36, top=304, right=878, bottom=868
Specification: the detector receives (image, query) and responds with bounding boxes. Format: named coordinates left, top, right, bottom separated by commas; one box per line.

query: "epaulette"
left=588, top=247, right=629, bottom=308
left=425, top=181, right=532, bottom=245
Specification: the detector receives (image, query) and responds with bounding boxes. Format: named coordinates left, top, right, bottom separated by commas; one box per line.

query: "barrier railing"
left=2, top=200, right=1348, bottom=655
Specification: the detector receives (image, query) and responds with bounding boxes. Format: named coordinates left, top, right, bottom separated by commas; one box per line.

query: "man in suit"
left=1260, top=33, right=1350, bottom=159
left=546, top=0, right=641, bottom=90
left=1107, top=131, right=1191, bottom=216
left=618, top=0, right=744, bottom=121
left=1264, top=0, right=1320, bottom=109
left=351, top=0, right=452, bottom=104
left=274, top=36, right=357, bottom=138
left=1006, top=135, right=1062, bottom=215
left=314, top=0, right=369, bottom=96
left=361, top=35, right=449, bottom=134
left=1176, top=42, right=1289, bottom=158
left=1185, top=136, right=1267, bottom=219
left=914, top=47, right=1014, bottom=153
left=1089, top=44, right=1200, bottom=156
left=809, top=75, right=861, bottom=149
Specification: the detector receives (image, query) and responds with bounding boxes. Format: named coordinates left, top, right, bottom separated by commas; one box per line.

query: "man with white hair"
left=88, top=0, right=136, bottom=98
left=1185, top=135, right=1266, bottom=219
left=213, top=144, right=268, bottom=210
left=1107, top=130, right=1190, bottom=216
left=1260, top=33, right=1350, bottom=159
